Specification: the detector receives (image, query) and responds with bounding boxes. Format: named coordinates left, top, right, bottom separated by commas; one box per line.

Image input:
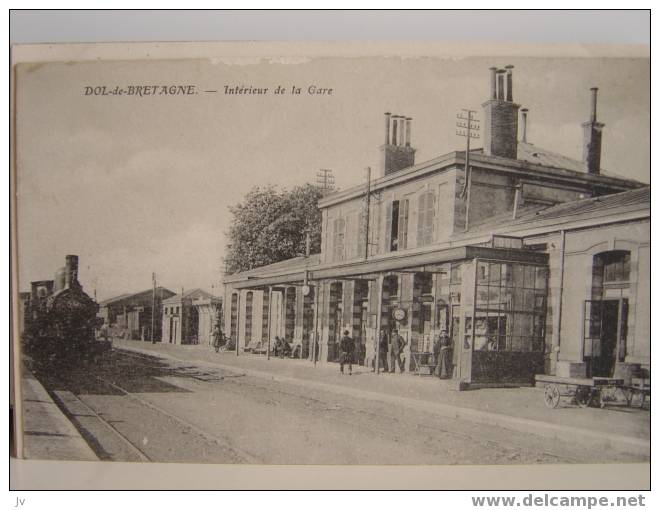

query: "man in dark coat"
left=372, top=327, right=390, bottom=372
left=390, top=329, right=407, bottom=373
left=339, top=330, right=355, bottom=375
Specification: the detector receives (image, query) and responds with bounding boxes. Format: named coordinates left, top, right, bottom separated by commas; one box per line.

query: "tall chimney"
left=497, top=70, right=505, bottom=100
left=505, top=65, right=514, bottom=102
left=489, top=67, right=497, bottom=100
left=391, top=115, right=399, bottom=146
left=590, top=87, right=598, bottom=122
left=64, top=254, right=79, bottom=289
left=520, top=108, right=528, bottom=143
left=482, top=65, right=520, bottom=159
left=380, top=112, right=415, bottom=176
left=405, top=117, right=412, bottom=147
left=582, top=87, right=604, bottom=175
left=384, top=112, right=391, bottom=145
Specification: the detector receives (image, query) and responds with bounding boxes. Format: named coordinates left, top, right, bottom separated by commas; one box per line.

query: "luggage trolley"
left=535, top=375, right=624, bottom=409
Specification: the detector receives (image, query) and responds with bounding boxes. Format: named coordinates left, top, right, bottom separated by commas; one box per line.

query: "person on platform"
left=390, top=329, right=407, bottom=373
left=372, top=326, right=390, bottom=373
left=436, top=329, right=453, bottom=379
left=213, top=328, right=225, bottom=353
left=339, top=330, right=355, bottom=375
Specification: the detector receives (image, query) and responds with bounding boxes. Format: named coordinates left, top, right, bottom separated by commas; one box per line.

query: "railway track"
left=92, top=375, right=260, bottom=463
left=45, top=350, right=259, bottom=463
left=114, top=347, right=581, bottom=464
left=53, top=345, right=629, bottom=464
left=52, top=388, right=151, bottom=462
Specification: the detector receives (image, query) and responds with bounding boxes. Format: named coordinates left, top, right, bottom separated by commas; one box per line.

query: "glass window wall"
left=474, top=260, right=547, bottom=352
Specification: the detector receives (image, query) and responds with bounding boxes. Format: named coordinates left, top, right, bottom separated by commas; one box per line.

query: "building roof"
left=99, top=287, right=175, bottom=306
left=223, top=254, right=321, bottom=284
left=516, top=142, right=586, bottom=174
left=162, top=288, right=221, bottom=304
left=469, top=186, right=650, bottom=234
left=319, top=146, right=646, bottom=209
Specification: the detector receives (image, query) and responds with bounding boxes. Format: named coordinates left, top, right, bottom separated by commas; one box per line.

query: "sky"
left=15, top=55, right=650, bottom=301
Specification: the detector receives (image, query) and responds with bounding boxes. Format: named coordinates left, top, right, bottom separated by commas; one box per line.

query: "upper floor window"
left=386, top=199, right=409, bottom=252
left=332, top=217, right=346, bottom=261
left=417, top=190, right=436, bottom=247
left=594, top=250, right=631, bottom=284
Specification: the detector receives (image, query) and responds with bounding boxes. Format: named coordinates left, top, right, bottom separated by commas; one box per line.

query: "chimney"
left=380, top=112, right=416, bottom=176
left=64, top=254, right=79, bottom=289
left=384, top=112, right=391, bottom=144
left=582, top=87, right=604, bottom=175
left=391, top=115, right=399, bottom=146
left=405, top=117, right=412, bottom=147
left=497, top=70, right=505, bottom=100
left=505, top=65, right=514, bottom=102
left=489, top=67, right=497, bottom=100
left=482, top=65, right=520, bottom=159
left=520, top=108, right=529, bottom=143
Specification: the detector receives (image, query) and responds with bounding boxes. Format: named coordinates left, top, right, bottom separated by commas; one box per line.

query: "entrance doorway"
left=583, top=298, right=628, bottom=378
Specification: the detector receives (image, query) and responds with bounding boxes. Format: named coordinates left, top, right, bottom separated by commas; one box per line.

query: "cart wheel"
left=575, top=387, right=592, bottom=408
left=544, top=385, right=560, bottom=409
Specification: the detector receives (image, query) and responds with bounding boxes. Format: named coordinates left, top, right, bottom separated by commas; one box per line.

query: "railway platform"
left=19, top=368, right=97, bottom=461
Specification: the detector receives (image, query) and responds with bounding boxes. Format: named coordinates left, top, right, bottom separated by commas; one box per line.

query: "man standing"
left=390, top=329, right=407, bottom=373
left=339, top=329, right=355, bottom=375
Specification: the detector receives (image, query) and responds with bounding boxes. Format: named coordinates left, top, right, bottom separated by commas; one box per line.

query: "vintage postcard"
left=11, top=41, right=650, bottom=486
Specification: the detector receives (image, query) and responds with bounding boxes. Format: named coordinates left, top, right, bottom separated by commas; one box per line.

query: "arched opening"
left=230, top=293, right=239, bottom=344
left=244, top=291, right=254, bottom=346
left=583, top=250, right=631, bottom=377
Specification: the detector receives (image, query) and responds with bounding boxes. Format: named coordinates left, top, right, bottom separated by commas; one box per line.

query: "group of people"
left=340, top=327, right=453, bottom=379
left=214, top=325, right=453, bottom=379
left=344, top=327, right=453, bottom=379
left=371, top=327, right=407, bottom=374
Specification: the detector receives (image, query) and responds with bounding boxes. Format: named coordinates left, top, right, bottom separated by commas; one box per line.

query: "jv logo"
left=13, top=498, right=25, bottom=508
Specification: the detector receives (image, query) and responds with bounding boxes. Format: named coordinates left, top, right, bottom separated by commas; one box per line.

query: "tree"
left=224, top=184, right=324, bottom=274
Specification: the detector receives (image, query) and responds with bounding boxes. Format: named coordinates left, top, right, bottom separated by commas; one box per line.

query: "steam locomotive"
left=21, top=255, right=110, bottom=365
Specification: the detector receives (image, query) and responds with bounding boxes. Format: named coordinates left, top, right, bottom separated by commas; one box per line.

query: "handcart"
left=535, top=374, right=624, bottom=409
left=621, top=377, right=651, bottom=408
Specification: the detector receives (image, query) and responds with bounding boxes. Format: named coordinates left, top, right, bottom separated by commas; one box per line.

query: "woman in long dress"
left=437, top=330, right=453, bottom=379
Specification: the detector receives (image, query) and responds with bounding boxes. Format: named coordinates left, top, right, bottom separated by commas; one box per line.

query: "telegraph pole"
left=456, top=109, right=480, bottom=232
left=151, top=272, right=156, bottom=344
left=316, top=168, right=335, bottom=192
left=363, top=166, right=371, bottom=260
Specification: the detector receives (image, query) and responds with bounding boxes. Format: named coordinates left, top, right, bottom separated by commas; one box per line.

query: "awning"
left=231, top=245, right=547, bottom=290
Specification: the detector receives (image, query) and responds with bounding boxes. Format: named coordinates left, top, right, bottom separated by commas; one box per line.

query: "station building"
left=98, top=287, right=175, bottom=341
left=222, top=66, right=649, bottom=388
left=161, top=288, right=222, bottom=346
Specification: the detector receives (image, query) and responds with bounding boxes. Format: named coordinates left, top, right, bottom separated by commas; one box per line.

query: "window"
left=417, top=191, right=436, bottom=247
left=601, top=251, right=631, bottom=283
left=386, top=199, right=409, bottom=252
left=332, top=217, right=346, bottom=261
left=473, top=261, right=548, bottom=352
left=592, top=251, right=631, bottom=299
